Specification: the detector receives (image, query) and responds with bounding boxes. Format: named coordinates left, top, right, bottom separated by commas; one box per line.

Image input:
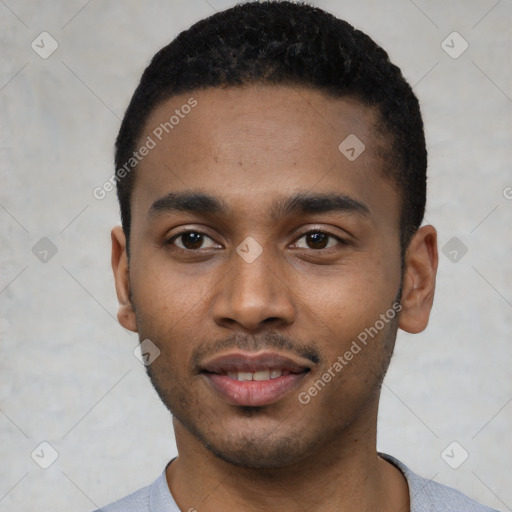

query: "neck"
left=166, top=401, right=409, bottom=512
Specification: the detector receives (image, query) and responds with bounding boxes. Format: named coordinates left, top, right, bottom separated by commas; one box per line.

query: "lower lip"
left=204, top=373, right=307, bottom=407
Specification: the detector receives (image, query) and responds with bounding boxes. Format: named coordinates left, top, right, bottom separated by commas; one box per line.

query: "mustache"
left=191, top=331, right=321, bottom=368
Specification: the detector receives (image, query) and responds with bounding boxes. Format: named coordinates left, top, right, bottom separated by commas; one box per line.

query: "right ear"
left=111, top=226, right=137, bottom=332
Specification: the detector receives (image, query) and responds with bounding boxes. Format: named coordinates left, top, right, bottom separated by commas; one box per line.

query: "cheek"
left=297, top=257, right=399, bottom=334
left=129, top=259, right=213, bottom=350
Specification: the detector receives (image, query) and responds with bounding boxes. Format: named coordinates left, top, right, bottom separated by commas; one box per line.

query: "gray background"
left=1, top=0, right=511, bottom=510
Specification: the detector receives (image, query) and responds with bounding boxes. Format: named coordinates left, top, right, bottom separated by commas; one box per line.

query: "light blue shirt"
left=93, top=453, right=501, bottom=511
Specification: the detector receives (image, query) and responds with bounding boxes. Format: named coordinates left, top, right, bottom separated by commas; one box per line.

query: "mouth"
left=200, top=351, right=311, bottom=407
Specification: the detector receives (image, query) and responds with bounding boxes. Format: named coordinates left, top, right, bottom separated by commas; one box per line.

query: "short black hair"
left=115, top=0, right=426, bottom=251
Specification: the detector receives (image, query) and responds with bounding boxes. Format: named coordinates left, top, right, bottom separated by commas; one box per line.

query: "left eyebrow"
left=269, top=192, right=371, bottom=222
left=148, top=191, right=370, bottom=221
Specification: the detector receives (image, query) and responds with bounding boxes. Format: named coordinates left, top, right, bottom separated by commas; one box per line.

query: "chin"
left=146, top=366, right=315, bottom=467
left=201, top=430, right=310, bottom=469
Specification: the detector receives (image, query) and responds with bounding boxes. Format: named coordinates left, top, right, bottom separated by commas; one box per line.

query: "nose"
left=211, top=248, right=296, bottom=331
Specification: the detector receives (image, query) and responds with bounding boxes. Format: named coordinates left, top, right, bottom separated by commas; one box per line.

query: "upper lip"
left=200, top=351, right=312, bottom=374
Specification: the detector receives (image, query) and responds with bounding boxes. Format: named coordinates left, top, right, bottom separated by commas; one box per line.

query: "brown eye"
left=294, top=231, right=343, bottom=250
left=171, top=231, right=217, bottom=250
left=306, top=232, right=329, bottom=249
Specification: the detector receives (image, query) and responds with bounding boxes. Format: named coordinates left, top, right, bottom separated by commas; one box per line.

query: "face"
left=112, top=85, right=437, bottom=469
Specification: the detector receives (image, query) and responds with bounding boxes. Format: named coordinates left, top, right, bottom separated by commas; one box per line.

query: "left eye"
left=170, top=231, right=218, bottom=250
left=294, top=232, right=343, bottom=250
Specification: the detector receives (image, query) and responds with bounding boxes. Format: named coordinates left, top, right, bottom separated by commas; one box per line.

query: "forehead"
left=131, top=85, right=397, bottom=229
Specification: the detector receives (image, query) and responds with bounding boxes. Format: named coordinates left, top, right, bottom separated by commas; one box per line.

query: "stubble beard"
left=140, top=315, right=399, bottom=470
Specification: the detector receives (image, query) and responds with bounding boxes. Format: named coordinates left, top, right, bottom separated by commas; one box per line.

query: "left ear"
left=398, top=225, right=438, bottom=334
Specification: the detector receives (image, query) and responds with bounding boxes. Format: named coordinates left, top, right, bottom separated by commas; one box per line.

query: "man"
left=95, top=2, right=499, bottom=511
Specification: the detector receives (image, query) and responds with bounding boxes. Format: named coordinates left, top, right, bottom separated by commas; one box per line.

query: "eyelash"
left=165, top=229, right=349, bottom=252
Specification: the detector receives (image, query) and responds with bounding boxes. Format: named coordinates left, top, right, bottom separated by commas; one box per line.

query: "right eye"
left=166, top=231, right=220, bottom=251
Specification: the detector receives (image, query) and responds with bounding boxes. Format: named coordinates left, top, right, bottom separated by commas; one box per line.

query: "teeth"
left=253, top=369, right=270, bottom=381
left=226, top=369, right=284, bottom=381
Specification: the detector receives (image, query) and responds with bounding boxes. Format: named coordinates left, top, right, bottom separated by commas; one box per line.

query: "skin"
left=111, top=85, right=438, bottom=512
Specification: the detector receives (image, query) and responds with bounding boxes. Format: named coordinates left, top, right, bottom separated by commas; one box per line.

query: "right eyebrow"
left=148, top=192, right=227, bottom=218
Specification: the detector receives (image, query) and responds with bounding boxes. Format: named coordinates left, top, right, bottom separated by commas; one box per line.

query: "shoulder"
left=92, top=484, right=151, bottom=512
left=92, top=470, right=179, bottom=512
left=92, top=485, right=150, bottom=512
left=380, top=453, right=500, bottom=512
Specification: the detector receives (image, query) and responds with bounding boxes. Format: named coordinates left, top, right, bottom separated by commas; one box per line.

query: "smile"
left=226, top=369, right=288, bottom=381
left=200, top=351, right=312, bottom=407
